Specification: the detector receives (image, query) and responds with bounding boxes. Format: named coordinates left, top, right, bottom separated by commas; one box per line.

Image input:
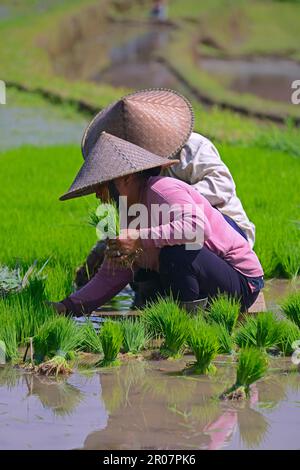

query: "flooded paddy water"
left=0, top=359, right=299, bottom=450
left=43, top=6, right=300, bottom=106
left=47, top=18, right=181, bottom=90
left=199, top=57, right=300, bottom=104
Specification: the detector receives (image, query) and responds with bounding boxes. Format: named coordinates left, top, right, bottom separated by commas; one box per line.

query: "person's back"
left=162, top=132, right=255, bottom=247
left=144, top=176, right=263, bottom=279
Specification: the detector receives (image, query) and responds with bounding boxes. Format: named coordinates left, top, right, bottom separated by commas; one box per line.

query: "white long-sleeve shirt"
left=162, top=132, right=255, bottom=247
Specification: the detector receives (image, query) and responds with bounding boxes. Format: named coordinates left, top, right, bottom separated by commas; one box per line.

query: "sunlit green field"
left=0, top=141, right=299, bottom=297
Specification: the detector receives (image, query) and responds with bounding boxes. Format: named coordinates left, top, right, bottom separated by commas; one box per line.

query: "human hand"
left=106, top=229, right=143, bottom=269
left=47, top=301, right=67, bottom=315
left=107, top=229, right=143, bottom=257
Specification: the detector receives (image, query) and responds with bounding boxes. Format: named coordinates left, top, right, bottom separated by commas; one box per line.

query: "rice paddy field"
left=0, top=0, right=300, bottom=452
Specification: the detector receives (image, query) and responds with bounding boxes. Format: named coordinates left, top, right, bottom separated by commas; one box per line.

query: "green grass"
left=207, top=294, right=240, bottom=334
left=159, top=0, right=300, bottom=121
left=235, top=312, right=282, bottom=350
left=0, top=142, right=298, bottom=337
left=282, top=292, right=300, bottom=328
left=1, top=143, right=298, bottom=282
left=0, top=0, right=129, bottom=113
left=220, top=144, right=300, bottom=279
left=99, top=320, right=123, bottom=367
left=186, top=317, right=219, bottom=375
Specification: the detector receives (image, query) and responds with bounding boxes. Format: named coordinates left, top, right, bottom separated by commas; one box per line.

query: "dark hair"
left=139, top=166, right=162, bottom=179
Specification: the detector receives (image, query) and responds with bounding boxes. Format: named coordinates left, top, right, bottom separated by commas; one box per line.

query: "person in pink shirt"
left=52, top=132, right=264, bottom=316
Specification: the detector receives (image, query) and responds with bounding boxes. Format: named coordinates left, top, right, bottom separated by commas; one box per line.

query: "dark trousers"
left=158, top=245, right=259, bottom=311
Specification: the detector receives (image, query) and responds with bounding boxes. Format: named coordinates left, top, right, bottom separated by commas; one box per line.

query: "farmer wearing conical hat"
left=74, top=89, right=256, bottom=305
left=51, top=96, right=264, bottom=314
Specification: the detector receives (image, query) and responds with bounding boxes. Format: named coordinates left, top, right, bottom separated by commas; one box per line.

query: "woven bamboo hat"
left=81, top=88, right=194, bottom=160
left=60, top=132, right=179, bottom=201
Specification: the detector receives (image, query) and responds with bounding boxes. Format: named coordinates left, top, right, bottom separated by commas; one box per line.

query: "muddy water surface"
left=199, top=57, right=300, bottom=103
left=0, top=360, right=299, bottom=450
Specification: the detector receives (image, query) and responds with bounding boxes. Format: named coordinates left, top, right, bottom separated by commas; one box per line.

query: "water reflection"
left=0, top=362, right=299, bottom=449
left=199, top=57, right=300, bottom=103
left=24, top=375, right=83, bottom=417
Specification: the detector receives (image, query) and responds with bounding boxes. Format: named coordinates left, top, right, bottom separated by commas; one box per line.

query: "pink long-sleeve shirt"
left=63, top=176, right=263, bottom=315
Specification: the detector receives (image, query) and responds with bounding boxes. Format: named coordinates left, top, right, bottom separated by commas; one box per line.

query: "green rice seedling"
left=186, top=317, right=219, bottom=375
left=159, top=308, right=190, bottom=359
left=98, top=321, right=123, bottom=367
left=121, top=319, right=148, bottom=355
left=88, top=199, right=120, bottom=239
left=282, top=292, right=300, bottom=329
left=142, top=297, right=190, bottom=358
left=33, top=316, right=82, bottom=366
left=234, top=312, right=282, bottom=350
left=142, top=296, right=185, bottom=337
left=222, top=348, right=268, bottom=400
left=207, top=294, right=240, bottom=334
left=78, top=320, right=103, bottom=354
left=277, top=320, right=300, bottom=356
left=0, top=312, right=18, bottom=362
left=12, top=298, right=54, bottom=346
left=213, top=323, right=234, bottom=354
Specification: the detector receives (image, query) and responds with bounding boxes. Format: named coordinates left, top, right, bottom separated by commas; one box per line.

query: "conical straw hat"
left=60, top=132, right=178, bottom=201
left=81, top=88, right=194, bottom=160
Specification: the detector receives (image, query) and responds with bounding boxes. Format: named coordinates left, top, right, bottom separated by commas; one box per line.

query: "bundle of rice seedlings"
left=277, top=319, right=300, bottom=356
left=88, top=199, right=120, bottom=239
left=37, top=355, right=72, bottom=377
left=78, top=320, right=102, bottom=354
left=121, top=319, right=148, bottom=355
left=34, top=316, right=82, bottom=375
left=234, top=312, right=282, bottom=350
left=142, top=297, right=189, bottom=358
left=282, top=292, right=300, bottom=329
left=186, top=317, right=219, bottom=374
left=207, top=294, right=240, bottom=334
left=213, top=323, right=234, bottom=354
left=98, top=320, right=123, bottom=367
left=0, top=312, right=18, bottom=362
left=222, top=348, right=268, bottom=400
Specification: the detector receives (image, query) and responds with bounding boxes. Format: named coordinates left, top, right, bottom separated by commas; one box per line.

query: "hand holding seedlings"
left=47, top=301, right=67, bottom=316
left=106, top=229, right=143, bottom=269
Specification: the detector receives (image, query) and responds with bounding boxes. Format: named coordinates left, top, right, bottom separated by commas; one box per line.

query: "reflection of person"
left=51, top=90, right=263, bottom=316
left=74, top=89, right=257, bottom=307
left=150, top=0, right=168, bottom=21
